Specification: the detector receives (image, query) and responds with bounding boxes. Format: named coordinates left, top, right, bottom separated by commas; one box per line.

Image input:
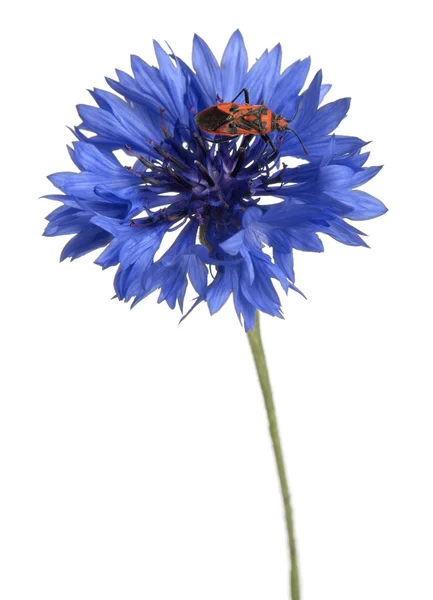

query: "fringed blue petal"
left=221, top=30, right=248, bottom=102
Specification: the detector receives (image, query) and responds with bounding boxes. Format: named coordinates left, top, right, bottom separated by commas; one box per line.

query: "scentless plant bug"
left=194, top=88, right=308, bottom=175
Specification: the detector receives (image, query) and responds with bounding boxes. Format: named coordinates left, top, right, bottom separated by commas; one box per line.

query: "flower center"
left=126, top=131, right=282, bottom=250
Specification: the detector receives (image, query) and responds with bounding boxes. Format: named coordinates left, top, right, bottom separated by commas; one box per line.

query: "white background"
left=1, top=1, right=432, bottom=599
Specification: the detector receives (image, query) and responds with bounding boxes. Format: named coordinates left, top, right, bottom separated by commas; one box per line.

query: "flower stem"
left=247, top=311, right=300, bottom=600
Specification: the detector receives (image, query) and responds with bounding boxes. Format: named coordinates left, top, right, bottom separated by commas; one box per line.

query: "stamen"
left=138, top=156, right=163, bottom=171
left=159, top=108, right=173, bottom=139
left=126, top=165, right=161, bottom=185
left=194, top=160, right=215, bottom=187
left=124, top=145, right=164, bottom=172
left=193, top=133, right=207, bottom=155
left=165, top=164, right=193, bottom=188
left=140, top=174, right=162, bottom=185
left=150, top=142, right=186, bottom=169
left=130, top=217, right=155, bottom=227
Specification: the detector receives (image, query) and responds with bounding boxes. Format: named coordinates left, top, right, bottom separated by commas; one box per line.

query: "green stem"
left=247, top=311, right=300, bottom=600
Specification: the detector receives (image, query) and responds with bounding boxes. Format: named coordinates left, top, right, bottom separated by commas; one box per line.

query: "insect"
left=195, top=88, right=308, bottom=176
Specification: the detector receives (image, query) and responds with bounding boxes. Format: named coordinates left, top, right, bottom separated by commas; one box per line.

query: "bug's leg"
left=256, top=134, right=278, bottom=170
left=230, top=135, right=253, bottom=177
left=231, top=88, right=250, bottom=104
left=198, top=135, right=240, bottom=145
left=264, top=134, right=278, bottom=161
left=195, top=133, right=239, bottom=162
left=257, top=140, right=268, bottom=171
left=286, top=128, right=308, bottom=156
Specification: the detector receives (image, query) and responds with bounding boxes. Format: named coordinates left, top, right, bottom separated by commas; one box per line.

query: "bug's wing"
left=195, top=106, right=233, bottom=133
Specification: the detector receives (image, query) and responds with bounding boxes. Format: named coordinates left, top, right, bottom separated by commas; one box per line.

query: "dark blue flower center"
left=128, top=130, right=280, bottom=252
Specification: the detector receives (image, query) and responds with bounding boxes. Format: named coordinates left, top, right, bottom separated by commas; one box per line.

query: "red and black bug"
left=195, top=88, right=308, bottom=176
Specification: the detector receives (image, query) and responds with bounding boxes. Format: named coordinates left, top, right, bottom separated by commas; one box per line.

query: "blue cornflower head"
left=44, top=31, right=386, bottom=331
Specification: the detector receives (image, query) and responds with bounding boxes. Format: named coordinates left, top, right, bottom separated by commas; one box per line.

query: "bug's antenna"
left=287, top=128, right=308, bottom=156
left=287, top=97, right=302, bottom=123
left=281, top=97, right=307, bottom=154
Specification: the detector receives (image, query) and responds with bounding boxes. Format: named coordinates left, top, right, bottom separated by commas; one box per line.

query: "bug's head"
left=272, top=101, right=309, bottom=156
left=275, top=115, right=289, bottom=131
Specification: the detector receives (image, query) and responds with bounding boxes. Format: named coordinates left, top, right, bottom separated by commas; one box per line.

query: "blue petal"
left=243, top=50, right=270, bottom=103
left=90, top=89, right=155, bottom=141
left=43, top=194, right=80, bottom=209
left=239, top=256, right=284, bottom=316
left=95, top=238, right=123, bottom=269
left=328, top=190, right=388, bottom=220
left=274, top=250, right=295, bottom=281
left=242, top=206, right=263, bottom=227
left=69, top=142, right=122, bottom=173
left=317, top=164, right=355, bottom=189
left=261, top=44, right=282, bottom=102
left=130, top=55, right=179, bottom=118
left=192, top=34, right=222, bottom=103
left=48, top=172, right=102, bottom=199
left=296, top=70, right=322, bottom=127
left=271, top=57, right=311, bottom=111
left=219, top=230, right=246, bottom=255
left=119, top=226, right=167, bottom=268
left=60, top=227, right=112, bottom=261
left=153, top=41, right=187, bottom=121
left=77, top=105, right=134, bottom=148
left=44, top=206, right=90, bottom=236
left=221, top=30, right=248, bottom=102
left=351, top=166, right=383, bottom=188
left=48, top=171, right=134, bottom=201
left=172, top=56, right=210, bottom=113
left=319, top=84, right=332, bottom=104
left=157, top=267, right=188, bottom=310
left=289, top=229, right=324, bottom=252
left=319, top=218, right=369, bottom=246
left=287, top=135, right=367, bottom=160
left=305, top=98, right=351, bottom=138
left=317, top=164, right=383, bottom=190
left=206, top=268, right=233, bottom=315
left=106, top=75, right=164, bottom=120
left=188, top=253, right=208, bottom=295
